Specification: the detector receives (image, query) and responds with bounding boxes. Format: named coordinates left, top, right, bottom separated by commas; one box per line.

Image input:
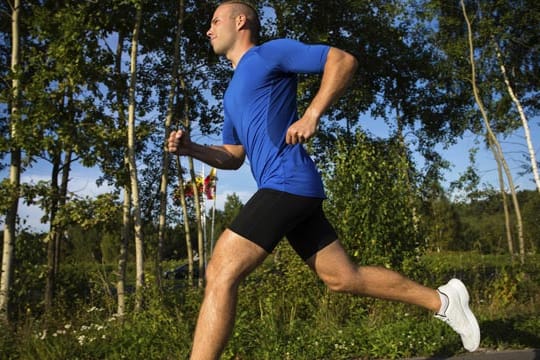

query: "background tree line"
left=0, top=0, right=538, bottom=329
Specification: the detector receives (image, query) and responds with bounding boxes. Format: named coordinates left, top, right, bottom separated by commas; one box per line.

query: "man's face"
left=207, top=5, right=237, bottom=56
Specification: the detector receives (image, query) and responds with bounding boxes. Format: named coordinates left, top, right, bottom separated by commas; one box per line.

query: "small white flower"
left=78, top=335, right=86, bottom=345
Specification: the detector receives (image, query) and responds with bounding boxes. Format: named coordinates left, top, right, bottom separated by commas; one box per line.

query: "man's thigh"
left=207, top=229, right=269, bottom=282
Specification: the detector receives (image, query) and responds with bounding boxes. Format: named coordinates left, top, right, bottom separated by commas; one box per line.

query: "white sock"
left=437, top=290, right=449, bottom=316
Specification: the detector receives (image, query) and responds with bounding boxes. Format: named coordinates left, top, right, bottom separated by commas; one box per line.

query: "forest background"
left=1, top=0, right=539, bottom=359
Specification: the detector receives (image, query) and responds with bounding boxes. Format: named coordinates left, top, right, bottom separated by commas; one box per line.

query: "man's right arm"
left=167, top=130, right=246, bottom=170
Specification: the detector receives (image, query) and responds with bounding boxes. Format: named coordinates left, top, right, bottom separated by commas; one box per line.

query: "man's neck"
left=227, top=41, right=256, bottom=69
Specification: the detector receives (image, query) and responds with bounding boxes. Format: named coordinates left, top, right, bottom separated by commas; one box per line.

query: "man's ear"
left=235, top=14, right=247, bottom=30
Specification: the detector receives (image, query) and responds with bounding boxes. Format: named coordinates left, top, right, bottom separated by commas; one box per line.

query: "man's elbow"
left=232, top=156, right=246, bottom=170
left=329, top=47, right=358, bottom=76
left=214, top=160, right=242, bottom=171
left=227, top=161, right=243, bottom=170
left=222, top=155, right=245, bottom=170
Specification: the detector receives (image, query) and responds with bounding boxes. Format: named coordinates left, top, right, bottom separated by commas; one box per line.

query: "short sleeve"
left=258, top=39, right=330, bottom=74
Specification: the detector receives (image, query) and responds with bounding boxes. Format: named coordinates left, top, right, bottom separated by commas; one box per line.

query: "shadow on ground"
left=419, top=315, right=540, bottom=359
left=481, top=317, right=540, bottom=348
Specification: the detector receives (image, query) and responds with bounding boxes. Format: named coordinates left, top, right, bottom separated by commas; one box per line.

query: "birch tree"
left=0, top=0, right=21, bottom=324
left=493, top=40, right=540, bottom=193
left=460, top=0, right=525, bottom=263
left=116, top=31, right=131, bottom=317
left=157, top=0, right=185, bottom=286
left=179, top=74, right=206, bottom=287
left=117, top=183, right=131, bottom=316
left=126, top=2, right=145, bottom=310
left=416, top=0, right=538, bottom=260
left=19, top=1, right=112, bottom=313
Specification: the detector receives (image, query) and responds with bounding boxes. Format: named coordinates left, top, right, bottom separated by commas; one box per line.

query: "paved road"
left=407, top=348, right=540, bottom=360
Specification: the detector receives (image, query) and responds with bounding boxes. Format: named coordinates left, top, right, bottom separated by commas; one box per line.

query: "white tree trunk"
left=1, top=0, right=21, bottom=324
left=462, top=0, right=525, bottom=263
left=495, top=155, right=514, bottom=259
left=112, top=28, right=129, bottom=315
left=117, top=183, right=131, bottom=317
left=177, top=77, right=199, bottom=285
left=157, top=0, right=186, bottom=286
left=493, top=40, right=540, bottom=193
left=127, top=5, right=145, bottom=310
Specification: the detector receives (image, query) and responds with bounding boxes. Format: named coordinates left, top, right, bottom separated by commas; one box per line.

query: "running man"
left=167, top=1, right=481, bottom=359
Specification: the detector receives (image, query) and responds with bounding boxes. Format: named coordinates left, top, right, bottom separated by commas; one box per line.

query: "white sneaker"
left=435, top=278, right=480, bottom=352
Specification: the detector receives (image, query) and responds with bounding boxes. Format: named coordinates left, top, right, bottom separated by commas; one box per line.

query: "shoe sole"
left=448, top=279, right=481, bottom=351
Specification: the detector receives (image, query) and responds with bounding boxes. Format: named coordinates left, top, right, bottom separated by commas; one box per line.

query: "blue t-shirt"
left=222, top=39, right=330, bottom=198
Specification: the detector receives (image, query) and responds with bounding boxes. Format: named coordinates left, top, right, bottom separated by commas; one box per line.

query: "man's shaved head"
left=218, top=1, right=260, bottom=42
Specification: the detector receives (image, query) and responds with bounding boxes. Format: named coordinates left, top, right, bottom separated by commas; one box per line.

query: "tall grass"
left=3, top=248, right=539, bottom=359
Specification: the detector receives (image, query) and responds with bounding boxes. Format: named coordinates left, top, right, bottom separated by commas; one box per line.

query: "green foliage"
left=416, top=0, right=540, bottom=138
left=0, top=179, right=18, bottom=214
left=3, top=251, right=540, bottom=359
left=450, top=189, right=540, bottom=253
left=223, top=243, right=368, bottom=359
left=520, top=191, right=540, bottom=253
left=323, top=131, right=425, bottom=271
left=58, top=193, right=122, bottom=231
left=423, top=195, right=465, bottom=251
left=2, top=0, right=540, bottom=358
left=12, top=231, right=47, bottom=317
left=100, top=232, right=121, bottom=265
left=13, top=301, right=193, bottom=360
left=0, top=322, right=17, bottom=359
left=210, top=193, right=244, bottom=243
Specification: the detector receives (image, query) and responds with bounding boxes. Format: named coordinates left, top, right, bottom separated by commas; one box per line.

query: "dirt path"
left=405, top=348, right=540, bottom=360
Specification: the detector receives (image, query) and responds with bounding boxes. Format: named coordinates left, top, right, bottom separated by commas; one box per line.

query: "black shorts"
left=228, top=188, right=338, bottom=260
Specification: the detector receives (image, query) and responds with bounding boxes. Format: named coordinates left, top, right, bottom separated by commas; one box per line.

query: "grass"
left=2, top=250, right=539, bottom=359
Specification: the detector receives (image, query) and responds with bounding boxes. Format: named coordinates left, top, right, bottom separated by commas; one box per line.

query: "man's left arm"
left=286, top=47, right=358, bottom=145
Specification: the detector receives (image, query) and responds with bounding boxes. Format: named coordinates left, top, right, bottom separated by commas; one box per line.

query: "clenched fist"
left=167, top=130, right=191, bottom=155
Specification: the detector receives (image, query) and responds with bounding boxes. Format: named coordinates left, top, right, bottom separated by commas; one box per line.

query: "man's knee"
left=204, top=256, right=259, bottom=293
left=321, top=266, right=361, bottom=294
left=204, top=258, right=241, bottom=290
left=324, top=277, right=348, bottom=293
left=204, top=230, right=267, bottom=290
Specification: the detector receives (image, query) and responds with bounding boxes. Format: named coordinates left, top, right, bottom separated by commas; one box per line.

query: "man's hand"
left=167, top=130, right=192, bottom=155
left=286, top=116, right=319, bottom=145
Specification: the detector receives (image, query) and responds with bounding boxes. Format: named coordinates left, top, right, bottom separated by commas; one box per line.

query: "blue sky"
left=6, top=4, right=537, bottom=233
left=12, top=113, right=538, bottom=233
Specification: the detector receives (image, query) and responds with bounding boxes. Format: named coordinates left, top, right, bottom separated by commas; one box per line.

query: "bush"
left=3, top=251, right=540, bottom=359
left=323, top=132, right=426, bottom=272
